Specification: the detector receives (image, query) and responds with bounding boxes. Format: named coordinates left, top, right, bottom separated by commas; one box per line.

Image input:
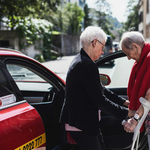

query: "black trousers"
left=69, top=129, right=106, bottom=150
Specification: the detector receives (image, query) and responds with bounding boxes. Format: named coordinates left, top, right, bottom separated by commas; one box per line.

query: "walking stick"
left=131, top=97, right=150, bottom=150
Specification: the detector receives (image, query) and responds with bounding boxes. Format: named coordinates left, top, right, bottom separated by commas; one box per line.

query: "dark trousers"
left=69, top=129, right=106, bottom=150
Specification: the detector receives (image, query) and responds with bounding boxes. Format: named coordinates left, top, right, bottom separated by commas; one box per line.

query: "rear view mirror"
left=100, top=74, right=111, bottom=86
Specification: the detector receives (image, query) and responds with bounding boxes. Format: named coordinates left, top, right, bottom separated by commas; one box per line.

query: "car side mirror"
left=99, top=74, right=111, bottom=86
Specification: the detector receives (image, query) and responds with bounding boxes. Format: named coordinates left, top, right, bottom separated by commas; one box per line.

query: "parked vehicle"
left=0, top=48, right=147, bottom=150
left=0, top=48, right=66, bottom=150
left=101, top=35, right=115, bottom=65
left=113, top=41, right=120, bottom=52
left=104, top=35, right=114, bottom=55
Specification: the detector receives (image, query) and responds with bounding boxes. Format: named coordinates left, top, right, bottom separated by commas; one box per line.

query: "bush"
left=34, top=54, right=45, bottom=63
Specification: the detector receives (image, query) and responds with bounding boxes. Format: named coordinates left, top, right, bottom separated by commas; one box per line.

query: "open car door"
left=96, top=51, right=148, bottom=150
left=0, top=61, right=46, bottom=150
left=1, top=56, right=65, bottom=150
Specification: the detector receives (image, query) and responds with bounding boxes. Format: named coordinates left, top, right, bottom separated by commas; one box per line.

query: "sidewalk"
left=42, top=55, right=76, bottom=79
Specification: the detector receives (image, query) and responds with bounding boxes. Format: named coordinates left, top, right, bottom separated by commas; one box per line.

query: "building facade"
left=138, top=0, right=150, bottom=42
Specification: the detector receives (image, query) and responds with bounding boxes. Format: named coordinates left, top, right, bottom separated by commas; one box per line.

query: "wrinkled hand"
left=123, top=118, right=138, bottom=133
left=128, top=109, right=136, bottom=118
left=123, top=100, right=130, bottom=107
left=145, top=88, right=150, bottom=101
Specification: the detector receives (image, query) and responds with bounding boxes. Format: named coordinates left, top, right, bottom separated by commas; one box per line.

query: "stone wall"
left=52, top=34, right=81, bottom=56
left=0, top=31, right=81, bottom=57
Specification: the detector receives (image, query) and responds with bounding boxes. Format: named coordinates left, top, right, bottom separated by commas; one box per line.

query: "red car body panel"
left=0, top=101, right=46, bottom=150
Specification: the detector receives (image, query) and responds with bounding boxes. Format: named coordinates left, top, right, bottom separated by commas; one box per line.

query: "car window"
left=98, top=56, right=134, bottom=88
left=0, top=68, right=17, bottom=106
left=6, top=64, right=53, bottom=92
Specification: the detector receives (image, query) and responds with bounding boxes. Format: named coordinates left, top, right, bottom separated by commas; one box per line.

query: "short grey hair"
left=80, top=26, right=107, bottom=48
left=120, top=31, right=145, bottom=50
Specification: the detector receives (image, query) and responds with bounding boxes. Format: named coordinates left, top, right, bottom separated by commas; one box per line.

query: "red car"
left=0, top=48, right=65, bottom=150
left=0, top=48, right=148, bottom=150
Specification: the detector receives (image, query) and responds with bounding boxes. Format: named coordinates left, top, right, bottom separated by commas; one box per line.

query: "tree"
left=0, top=0, right=60, bottom=60
left=53, top=2, right=85, bottom=35
left=84, top=3, right=92, bottom=28
left=51, top=4, right=70, bottom=32
left=88, top=0, right=115, bottom=38
left=116, top=0, right=138, bottom=41
left=124, top=0, right=139, bottom=31
left=14, top=18, right=53, bottom=60
left=64, top=2, right=85, bottom=35
left=96, top=11, right=114, bottom=36
left=0, top=0, right=60, bottom=30
left=95, top=0, right=111, bottom=15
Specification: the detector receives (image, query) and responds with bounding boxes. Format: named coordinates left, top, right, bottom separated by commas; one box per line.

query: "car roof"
left=0, top=47, right=52, bottom=69
left=0, top=47, right=50, bottom=75
left=0, top=47, right=25, bottom=56
left=107, top=35, right=111, bottom=37
left=0, top=47, right=39, bottom=63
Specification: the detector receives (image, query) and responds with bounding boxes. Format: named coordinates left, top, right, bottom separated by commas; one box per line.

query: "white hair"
left=120, top=31, right=145, bottom=49
left=80, top=26, right=107, bottom=48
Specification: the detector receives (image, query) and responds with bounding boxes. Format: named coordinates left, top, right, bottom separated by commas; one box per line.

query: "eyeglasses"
left=91, top=40, right=105, bottom=51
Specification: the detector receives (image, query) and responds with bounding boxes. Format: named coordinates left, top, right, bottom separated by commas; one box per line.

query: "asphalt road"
left=42, top=55, right=76, bottom=80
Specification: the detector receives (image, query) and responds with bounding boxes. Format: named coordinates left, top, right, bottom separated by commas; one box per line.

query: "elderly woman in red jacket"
left=120, top=31, right=150, bottom=148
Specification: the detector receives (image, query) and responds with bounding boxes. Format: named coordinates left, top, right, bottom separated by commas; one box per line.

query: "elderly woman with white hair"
left=61, top=26, right=129, bottom=150
left=120, top=31, right=150, bottom=149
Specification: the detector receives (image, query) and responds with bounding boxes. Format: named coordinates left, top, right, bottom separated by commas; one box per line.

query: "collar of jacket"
left=80, top=48, right=93, bottom=61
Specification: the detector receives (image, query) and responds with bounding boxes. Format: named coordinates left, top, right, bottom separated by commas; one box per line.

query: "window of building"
left=147, top=0, right=149, bottom=13
left=0, top=40, right=10, bottom=48
left=147, top=0, right=150, bottom=13
left=139, top=11, right=143, bottom=23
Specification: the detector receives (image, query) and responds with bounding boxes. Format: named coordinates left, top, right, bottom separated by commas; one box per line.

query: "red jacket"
left=127, top=42, right=150, bottom=131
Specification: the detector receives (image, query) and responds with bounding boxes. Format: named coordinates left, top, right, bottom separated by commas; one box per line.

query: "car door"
left=96, top=51, right=148, bottom=150
left=2, top=56, right=66, bottom=150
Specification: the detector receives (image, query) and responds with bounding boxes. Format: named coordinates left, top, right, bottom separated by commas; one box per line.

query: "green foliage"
left=107, top=16, right=123, bottom=29
left=124, top=0, right=139, bottom=31
left=51, top=5, right=70, bottom=33
left=117, top=0, right=139, bottom=40
left=0, top=0, right=60, bottom=24
left=42, top=32, right=54, bottom=61
left=0, top=0, right=60, bottom=60
left=0, top=0, right=37, bottom=30
left=117, top=26, right=125, bottom=41
left=64, top=2, right=85, bottom=35
left=14, top=18, right=56, bottom=61
left=34, top=54, right=45, bottom=62
left=15, top=18, right=53, bottom=50
left=52, top=2, right=85, bottom=35
left=84, top=3, right=92, bottom=28
left=85, top=0, right=115, bottom=37
left=95, top=0, right=112, bottom=15
left=89, top=8, right=115, bottom=37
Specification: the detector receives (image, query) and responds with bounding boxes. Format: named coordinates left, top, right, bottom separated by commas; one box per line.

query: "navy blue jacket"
left=63, top=48, right=128, bottom=136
